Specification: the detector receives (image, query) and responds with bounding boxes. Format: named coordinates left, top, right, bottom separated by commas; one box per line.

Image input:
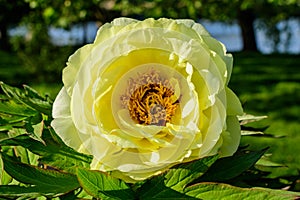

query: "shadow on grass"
left=230, top=53, right=300, bottom=120
left=230, top=52, right=300, bottom=177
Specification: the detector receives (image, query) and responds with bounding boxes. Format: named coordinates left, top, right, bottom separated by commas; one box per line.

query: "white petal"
left=52, top=87, right=71, bottom=118
left=51, top=117, right=89, bottom=154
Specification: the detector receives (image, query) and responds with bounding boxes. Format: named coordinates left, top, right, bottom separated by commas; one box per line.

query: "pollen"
left=121, top=69, right=180, bottom=126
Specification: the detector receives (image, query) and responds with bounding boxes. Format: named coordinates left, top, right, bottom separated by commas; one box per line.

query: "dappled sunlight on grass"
left=230, top=52, right=300, bottom=177
left=30, top=83, right=62, bottom=101
left=240, top=82, right=300, bottom=121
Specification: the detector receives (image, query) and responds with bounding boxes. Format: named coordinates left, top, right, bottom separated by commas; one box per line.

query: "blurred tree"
left=3, top=0, right=298, bottom=52
left=113, top=0, right=300, bottom=52
left=18, top=0, right=122, bottom=44
left=0, top=0, right=30, bottom=50
left=4, top=0, right=122, bottom=83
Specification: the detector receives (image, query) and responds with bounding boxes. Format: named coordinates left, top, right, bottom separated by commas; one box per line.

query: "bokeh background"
left=1, top=0, right=299, bottom=178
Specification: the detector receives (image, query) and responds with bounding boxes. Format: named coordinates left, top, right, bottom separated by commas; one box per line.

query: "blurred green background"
left=1, top=0, right=299, bottom=178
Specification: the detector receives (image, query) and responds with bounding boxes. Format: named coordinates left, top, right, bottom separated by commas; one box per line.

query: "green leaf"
left=0, top=185, right=62, bottom=198
left=184, top=182, right=300, bottom=200
left=137, top=176, right=197, bottom=200
left=0, top=129, right=92, bottom=173
left=39, top=152, right=91, bottom=174
left=23, top=84, right=53, bottom=104
left=256, top=155, right=284, bottom=167
left=136, top=156, right=218, bottom=199
left=243, top=132, right=285, bottom=138
left=0, top=185, right=41, bottom=199
left=77, top=168, right=135, bottom=200
left=0, top=116, right=27, bottom=131
left=0, top=82, right=52, bottom=116
left=164, top=155, right=219, bottom=191
left=0, top=156, right=12, bottom=185
left=1, top=115, right=27, bottom=124
left=41, top=126, right=70, bottom=149
left=1, top=153, right=79, bottom=194
left=238, top=114, right=267, bottom=125
left=196, top=148, right=268, bottom=182
left=39, top=128, right=92, bottom=172
left=241, top=125, right=271, bottom=136
left=0, top=100, right=37, bottom=117
left=0, top=134, right=48, bottom=155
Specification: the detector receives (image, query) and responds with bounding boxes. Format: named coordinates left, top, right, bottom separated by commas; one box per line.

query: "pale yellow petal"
left=63, top=44, right=93, bottom=96
left=175, top=19, right=210, bottom=37
left=199, top=97, right=226, bottom=157
left=51, top=117, right=89, bottom=154
left=201, top=36, right=233, bottom=85
left=226, top=87, right=243, bottom=115
left=218, top=116, right=241, bottom=157
left=52, top=87, right=70, bottom=118
left=71, top=82, right=97, bottom=134
left=94, top=17, right=138, bottom=44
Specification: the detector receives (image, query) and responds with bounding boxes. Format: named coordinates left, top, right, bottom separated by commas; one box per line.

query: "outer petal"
left=175, top=19, right=210, bottom=36
left=63, top=44, right=93, bottom=96
left=51, top=117, right=89, bottom=154
left=201, top=36, right=233, bottom=85
left=218, top=116, right=241, bottom=156
left=94, top=18, right=139, bottom=44
left=52, top=87, right=70, bottom=118
left=199, top=96, right=226, bottom=157
left=226, top=87, right=243, bottom=115
left=51, top=87, right=89, bottom=154
left=176, top=19, right=233, bottom=85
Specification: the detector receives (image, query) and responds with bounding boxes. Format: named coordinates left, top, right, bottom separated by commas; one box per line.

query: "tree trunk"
left=82, top=22, right=88, bottom=44
left=238, top=10, right=258, bottom=52
left=0, top=22, right=10, bottom=50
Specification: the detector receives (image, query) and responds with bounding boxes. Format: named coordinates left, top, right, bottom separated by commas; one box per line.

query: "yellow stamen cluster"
left=121, top=69, right=180, bottom=126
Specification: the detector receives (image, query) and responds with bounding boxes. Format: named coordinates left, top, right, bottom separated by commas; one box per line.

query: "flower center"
left=121, top=69, right=180, bottom=126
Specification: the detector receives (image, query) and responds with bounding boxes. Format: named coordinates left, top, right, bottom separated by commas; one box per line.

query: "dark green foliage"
left=196, top=148, right=268, bottom=182
left=0, top=83, right=299, bottom=199
left=77, top=168, right=136, bottom=200
left=1, top=154, right=80, bottom=194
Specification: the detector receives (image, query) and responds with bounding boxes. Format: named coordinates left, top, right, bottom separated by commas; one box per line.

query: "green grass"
left=0, top=50, right=27, bottom=83
left=230, top=52, right=300, bottom=177
left=0, top=50, right=63, bottom=99
left=1, top=50, right=299, bottom=177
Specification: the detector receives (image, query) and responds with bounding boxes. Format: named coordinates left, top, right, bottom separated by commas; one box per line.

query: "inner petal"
left=93, top=49, right=201, bottom=151
left=112, top=64, right=184, bottom=129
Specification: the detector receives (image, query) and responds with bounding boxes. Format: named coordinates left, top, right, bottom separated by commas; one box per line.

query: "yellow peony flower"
left=51, top=18, right=243, bottom=182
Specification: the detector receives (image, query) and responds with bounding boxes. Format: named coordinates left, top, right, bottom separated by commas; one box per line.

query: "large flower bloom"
left=51, top=18, right=243, bottom=182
